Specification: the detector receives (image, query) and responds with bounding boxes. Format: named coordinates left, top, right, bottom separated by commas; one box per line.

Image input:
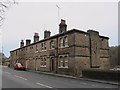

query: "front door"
left=50, top=57, right=55, bottom=72
left=35, top=59, right=38, bottom=71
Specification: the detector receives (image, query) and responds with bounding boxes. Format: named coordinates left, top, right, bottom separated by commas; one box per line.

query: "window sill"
left=40, top=50, right=47, bottom=52
left=65, top=45, right=69, bottom=47
left=49, top=48, right=55, bottom=50
left=40, top=66, right=47, bottom=68
left=58, top=67, right=68, bottom=69
left=35, top=51, right=39, bottom=53
left=59, top=46, right=69, bottom=49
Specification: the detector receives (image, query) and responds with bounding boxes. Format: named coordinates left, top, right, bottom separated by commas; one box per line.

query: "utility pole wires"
left=0, top=0, right=17, bottom=26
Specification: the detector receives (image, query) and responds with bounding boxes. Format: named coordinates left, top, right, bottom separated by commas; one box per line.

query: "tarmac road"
left=2, top=66, right=119, bottom=89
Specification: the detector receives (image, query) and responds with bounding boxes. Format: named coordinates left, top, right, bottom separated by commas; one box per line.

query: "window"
left=41, top=43, right=44, bottom=50
left=59, top=55, right=68, bottom=68
left=41, top=42, right=46, bottom=50
left=36, top=45, right=38, bottom=51
left=44, top=42, right=46, bottom=50
left=63, top=36, right=68, bottom=47
left=30, top=46, right=33, bottom=50
left=41, top=57, right=47, bottom=67
left=16, top=51, right=17, bottom=55
left=41, top=58, right=44, bottom=66
left=50, top=40, right=55, bottom=49
left=60, top=38, right=63, bottom=48
left=64, top=56, right=68, bottom=68
left=59, top=36, right=68, bottom=48
left=44, top=58, right=46, bottom=66
left=59, top=56, right=63, bottom=67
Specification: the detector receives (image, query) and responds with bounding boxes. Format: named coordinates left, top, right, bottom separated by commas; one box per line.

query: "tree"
left=0, top=0, right=17, bottom=26
left=0, top=52, right=7, bottom=65
left=109, top=45, right=120, bottom=67
left=0, top=0, right=17, bottom=65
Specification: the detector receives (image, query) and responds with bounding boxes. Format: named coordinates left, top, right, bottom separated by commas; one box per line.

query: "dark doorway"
left=50, top=57, right=55, bottom=72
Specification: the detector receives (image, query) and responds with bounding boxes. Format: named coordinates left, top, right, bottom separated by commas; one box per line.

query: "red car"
left=14, top=63, right=26, bottom=70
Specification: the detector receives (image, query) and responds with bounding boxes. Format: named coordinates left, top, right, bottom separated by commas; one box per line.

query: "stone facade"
left=10, top=19, right=110, bottom=76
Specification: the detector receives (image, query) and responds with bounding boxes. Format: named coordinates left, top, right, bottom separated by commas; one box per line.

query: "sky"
left=0, top=0, right=118, bottom=57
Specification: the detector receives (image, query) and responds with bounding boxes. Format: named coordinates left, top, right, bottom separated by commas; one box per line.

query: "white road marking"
left=14, top=75, right=27, bottom=80
left=3, top=72, right=11, bottom=75
left=36, top=82, right=53, bottom=88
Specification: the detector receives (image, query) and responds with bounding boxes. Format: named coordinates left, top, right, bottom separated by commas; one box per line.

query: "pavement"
left=27, top=70, right=119, bottom=86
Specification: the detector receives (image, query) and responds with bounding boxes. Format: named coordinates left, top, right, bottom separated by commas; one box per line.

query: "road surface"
left=2, top=66, right=119, bottom=89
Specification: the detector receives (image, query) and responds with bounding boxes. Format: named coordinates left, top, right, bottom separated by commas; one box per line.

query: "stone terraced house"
left=10, top=19, right=110, bottom=76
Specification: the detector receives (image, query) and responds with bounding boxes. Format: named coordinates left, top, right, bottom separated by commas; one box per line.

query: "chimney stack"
left=59, top=19, right=67, bottom=33
left=44, top=30, right=51, bottom=39
left=20, top=40, right=24, bottom=48
left=34, top=33, right=39, bottom=43
left=26, top=39, right=31, bottom=46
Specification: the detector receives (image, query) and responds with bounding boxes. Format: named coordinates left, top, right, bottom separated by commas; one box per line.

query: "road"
left=2, top=66, right=119, bottom=89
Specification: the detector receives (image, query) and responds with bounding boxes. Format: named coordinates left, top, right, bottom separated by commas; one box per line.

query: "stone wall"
left=82, top=69, right=119, bottom=82
left=57, top=33, right=75, bottom=75
left=87, top=30, right=100, bottom=68
left=75, top=32, right=89, bottom=47
left=75, top=57, right=90, bottom=76
left=57, top=56, right=75, bottom=75
left=99, top=37, right=110, bottom=69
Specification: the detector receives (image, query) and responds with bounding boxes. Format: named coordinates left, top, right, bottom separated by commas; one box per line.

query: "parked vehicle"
left=14, top=63, right=26, bottom=70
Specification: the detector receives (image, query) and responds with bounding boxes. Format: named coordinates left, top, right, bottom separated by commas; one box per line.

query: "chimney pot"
left=20, top=40, right=24, bottom=48
left=34, top=33, right=39, bottom=43
left=59, top=19, right=67, bottom=33
left=35, top=33, right=39, bottom=36
left=44, top=30, right=51, bottom=39
left=26, top=39, right=31, bottom=46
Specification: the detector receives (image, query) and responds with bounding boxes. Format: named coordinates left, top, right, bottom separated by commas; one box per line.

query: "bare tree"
left=109, top=45, right=120, bottom=67
left=0, top=0, right=17, bottom=26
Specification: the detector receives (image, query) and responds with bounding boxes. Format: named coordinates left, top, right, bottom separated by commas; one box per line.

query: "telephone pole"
left=0, top=29, right=2, bottom=65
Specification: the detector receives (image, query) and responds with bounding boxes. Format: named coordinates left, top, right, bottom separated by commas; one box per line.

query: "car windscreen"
left=17, top=63, right=22, bottom=66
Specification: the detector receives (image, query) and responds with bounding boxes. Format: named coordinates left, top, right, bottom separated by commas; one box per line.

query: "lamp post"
left=0, top=29, right=2, bottom=65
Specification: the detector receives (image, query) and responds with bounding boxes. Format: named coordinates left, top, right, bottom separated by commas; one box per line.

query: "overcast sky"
left=1, top=0, right=118, bottom=57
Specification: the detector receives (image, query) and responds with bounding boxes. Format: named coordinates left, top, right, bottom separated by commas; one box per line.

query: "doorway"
left=50, top=57, right=55, bottom=72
